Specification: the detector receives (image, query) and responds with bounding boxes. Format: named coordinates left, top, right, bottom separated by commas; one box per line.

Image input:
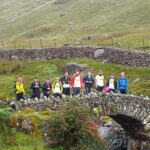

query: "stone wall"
left=0, top=46, right=150, bottom=67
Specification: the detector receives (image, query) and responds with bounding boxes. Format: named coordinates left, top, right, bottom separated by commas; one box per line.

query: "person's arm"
left=106, top=79, right=109, bottom=87
left=71, top=76, right=74, bottom=88
left=95, top=76, right=98, bottom=87
left=83, top=77, right=86, bottom=83
left=42, top=83, right=47, bottom=90
left=126, top=78, right=129, bottom=91
left=115, top=79, right=117, bottom=90
left=118, top=79, right=120, bottom=90
left=80, top=77, right=83, bottom=88
left=52, top=82, right=55, bottom=93
left=30, top=83, right=34, bottom=89
left=60, top=83, right=63, bottom=93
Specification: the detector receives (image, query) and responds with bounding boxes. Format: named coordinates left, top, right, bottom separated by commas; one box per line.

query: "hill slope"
left=0, top=0, right=150, bottom=49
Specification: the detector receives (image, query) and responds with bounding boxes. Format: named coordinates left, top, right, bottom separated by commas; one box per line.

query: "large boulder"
left=64, top=63, right=86, bottom=74
left=94, top=49, right=105, bottom=59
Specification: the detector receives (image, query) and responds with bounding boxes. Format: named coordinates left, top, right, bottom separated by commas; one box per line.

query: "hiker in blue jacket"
left=83, top=72, right=94, bottom=94
left=118, top=72, right=129, bottom=94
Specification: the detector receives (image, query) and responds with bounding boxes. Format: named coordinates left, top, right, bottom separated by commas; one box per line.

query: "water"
left=98, top=124, right=127, bottom=150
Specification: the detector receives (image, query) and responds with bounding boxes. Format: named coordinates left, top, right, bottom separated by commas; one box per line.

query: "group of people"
left=15, top=71, right=129, bottom=101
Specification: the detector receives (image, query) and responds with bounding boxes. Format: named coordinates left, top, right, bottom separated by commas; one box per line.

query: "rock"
left=99, top=34, right=109, bottom=38
left=123, top=24, right=129, bottom=27
left=10, top=55, right=20, bottom=60
left=59, top=12, right=66, bottom=17
left=63, top=43, right=71, bottom=47
left=144, top=96, right=150, bottom=101
left=133, top=78, right=140, bottom=83
left=64, top=63, right=86, bottom=74
left=88, top=35, right=93, bottom=40
left=21, top=118, right=33, bottom=134
left=76, top=39, right=82, bottom=44
left=94, top=49, right=105, bottom=59
left=144, top=123, right=150, bottom=131
left=68, top=21, right=74, bottom=25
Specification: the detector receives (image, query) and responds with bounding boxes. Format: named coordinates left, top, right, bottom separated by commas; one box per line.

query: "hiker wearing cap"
left=60, top=72, right=71, bottom=96
left=95, top=71, right=104, bottom=92
left=71, top=71, right=83, bottom=95
left=15, top=77, right=25, bottom=101
left=42, top=78, right=52, bottom=98
left=30, top=77, right=41, bottom=99
left=106, top=74, right=117, bottom=93
left=52, top=78, right=63, bottom=99
left=118, top=72, right=129, bottom=94
left=83, top=72, right=94, bottom=94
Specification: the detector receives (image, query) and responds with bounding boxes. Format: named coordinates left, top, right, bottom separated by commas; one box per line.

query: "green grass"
left=0, top=132, right=63, bottom=150
left=0, top=58, right=149, bottom=99
left=0, top=0, right=150, bottom=50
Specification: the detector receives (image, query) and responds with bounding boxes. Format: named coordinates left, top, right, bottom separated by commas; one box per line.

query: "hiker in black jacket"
left=60, top=72, right=71, bottom=96
left=83, top=72, right=94, bottom=94
left=30, top=77, right=41, bottom=99
left=106, top=74, right=117, bottom=93
left=42, top=78, right=52, bottom=98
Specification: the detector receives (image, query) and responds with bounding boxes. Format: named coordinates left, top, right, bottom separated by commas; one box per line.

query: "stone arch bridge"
left=7, top=92, right=150, bottom=141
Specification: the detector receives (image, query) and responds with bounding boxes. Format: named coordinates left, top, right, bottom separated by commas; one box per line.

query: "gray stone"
left=94, top=49, right=105, bottom=58
left=21, top=118, right=33, bottom=134
left=64, top=63, right=85, bottom=74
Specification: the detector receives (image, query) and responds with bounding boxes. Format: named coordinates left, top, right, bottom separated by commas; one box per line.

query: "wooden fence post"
left=54, top=38, right=57, bottom=47
left=29, top=40, right=31, bottom=48
left=2, top=41, right=4, bottom=50
left=14, top=40, right=16, bottom=49
left=40, top=39, right=43, bottom=48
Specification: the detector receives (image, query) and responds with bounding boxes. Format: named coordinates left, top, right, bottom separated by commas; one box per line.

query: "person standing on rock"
left=71, top=71, right=83, bottom=95
left=83, top=72, right=94, bottom=94
left=60, top=72, right=71, bottom=96
left=106, top=74, right=117, bottom=93
left=30, top=77, right=41, bottom=99
left=42, top=78, right=52, bottom=98
left=118, top=72, right=129, bottom=94
left=15, top=77, right=25, bottom=101
left=52, top=78, right=63, bottom=99
left=95, top=71, right=104, bottom=92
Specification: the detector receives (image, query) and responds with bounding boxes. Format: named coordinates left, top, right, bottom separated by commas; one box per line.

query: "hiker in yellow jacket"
left=16, top=77, right=25, bottom=101
left=52, top=78, right=63, bottom=99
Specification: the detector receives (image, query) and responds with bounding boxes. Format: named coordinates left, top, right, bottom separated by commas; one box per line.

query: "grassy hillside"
left=0, top=58, right=149, bottom=99
left=0, top=0, right=150, bottom=50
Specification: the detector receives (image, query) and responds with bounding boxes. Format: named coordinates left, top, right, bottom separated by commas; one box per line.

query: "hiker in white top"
left=71, top=71, right=83, bottom=95
left=95, top=70, right=104, bottom=92
left=106, top=74, right=117, bottom=93
left=52, top=78, right=63, bottom=99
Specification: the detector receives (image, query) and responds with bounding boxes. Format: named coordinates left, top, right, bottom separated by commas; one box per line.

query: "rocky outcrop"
left=0, top=46, right=150, bottom=67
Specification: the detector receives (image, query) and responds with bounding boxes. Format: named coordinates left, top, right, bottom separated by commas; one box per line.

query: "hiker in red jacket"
left=71, top=71, right=83, bottom=95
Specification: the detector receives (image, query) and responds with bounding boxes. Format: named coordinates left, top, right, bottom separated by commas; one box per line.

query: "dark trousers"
left=97, top=86, right=103, bottom=92
left=31, top=90, right=40, bottom=99
left=63, top=88, right=70, bottom=96
left=73, top=87, right=80, bottom=95
left=120, top=89, right=127, bottom=94
left=16, top=93, right=24, bottom=101
left=43, top=93, right=50, bottom=98
left=53, top=93, right=62, bottom=99
left=85, top=87, right=92, bottom=94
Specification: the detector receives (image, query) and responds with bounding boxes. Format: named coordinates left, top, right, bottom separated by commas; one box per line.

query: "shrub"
left=0, top=59, right=25, bottom=74
left=46, top=100, right=106, bottom=150
left=0, top=108, right=11, bottom=134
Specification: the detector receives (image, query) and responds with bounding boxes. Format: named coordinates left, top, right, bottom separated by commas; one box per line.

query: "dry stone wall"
left=0, top=46, right=150, bottom=67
